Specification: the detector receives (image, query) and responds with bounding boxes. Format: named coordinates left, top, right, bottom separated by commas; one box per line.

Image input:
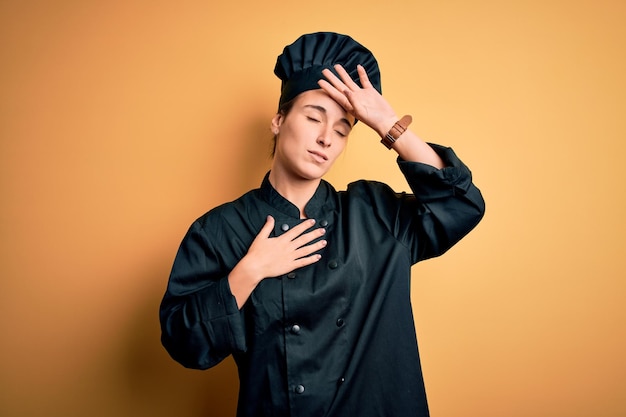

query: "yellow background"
left=1, top=1, right=625, bottom=416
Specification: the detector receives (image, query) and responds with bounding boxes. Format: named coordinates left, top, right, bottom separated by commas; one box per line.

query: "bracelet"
left=380, top=115, right=412, bottom=149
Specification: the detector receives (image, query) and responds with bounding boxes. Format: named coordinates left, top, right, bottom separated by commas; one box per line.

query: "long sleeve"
left=351, top=143, right=485, bottom=264
left=401, top=143, right=485, bottom=261
left=159, top=219, right=247, bottom=370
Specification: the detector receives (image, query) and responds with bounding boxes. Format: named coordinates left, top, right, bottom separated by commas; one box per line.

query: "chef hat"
left=274, top=32, right=381, bottom=109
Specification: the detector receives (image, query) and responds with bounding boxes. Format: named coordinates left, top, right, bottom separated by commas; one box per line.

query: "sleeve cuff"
left=397, top=143, right=474, bottom=201
left=191, top=277, right=247, bottom=353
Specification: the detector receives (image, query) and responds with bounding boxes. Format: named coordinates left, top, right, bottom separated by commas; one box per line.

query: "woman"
left=160, top=32, right=485, bottom=417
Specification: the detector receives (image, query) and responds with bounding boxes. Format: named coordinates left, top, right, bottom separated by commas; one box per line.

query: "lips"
left=308, top=150, right=328, bottom=162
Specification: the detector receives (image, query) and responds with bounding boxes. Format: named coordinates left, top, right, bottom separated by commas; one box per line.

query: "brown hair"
left=270, top=98, right=296, bottom=157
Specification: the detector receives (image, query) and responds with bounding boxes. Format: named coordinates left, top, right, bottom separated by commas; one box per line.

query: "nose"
left=317, top=128, right=332, bottom=148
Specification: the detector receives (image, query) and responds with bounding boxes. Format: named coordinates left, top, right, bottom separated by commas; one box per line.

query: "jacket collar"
left=259, top=172, right=336, bottom=219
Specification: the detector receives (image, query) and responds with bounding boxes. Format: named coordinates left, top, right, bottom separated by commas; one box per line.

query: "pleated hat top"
left=274, top=32, right=381, bottom=109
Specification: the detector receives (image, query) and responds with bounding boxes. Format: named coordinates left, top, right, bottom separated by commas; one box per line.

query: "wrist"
left=230, top=256, right=263, bottom=287
left=375, top=116, right=399, bottom=137
left=380, top=115, right=413, bottom=150
left=228, top=256, right=266, bottom=309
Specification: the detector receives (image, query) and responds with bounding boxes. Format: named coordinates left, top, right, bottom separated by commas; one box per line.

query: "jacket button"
left=336, top=318, right=345, bottom=327
left=328, top=260, right=338, bottom=269
left=294, top=384, right=305, bottom=394
left=291, top=324, right=301, bottom=334
left=287, top=272, right=296, bottom=279
left=320, top=219, right=329, bottom=227
left=281, top=223, right=290, bottom=231
left=338, top=377, right=346, bottom=385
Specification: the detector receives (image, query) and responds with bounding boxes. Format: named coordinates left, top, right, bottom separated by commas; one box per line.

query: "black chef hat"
left=274, top=32, right=381, bottom=109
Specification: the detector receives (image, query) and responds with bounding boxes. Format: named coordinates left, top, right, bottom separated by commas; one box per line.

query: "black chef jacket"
left=160, top=144, right=485, bottom=417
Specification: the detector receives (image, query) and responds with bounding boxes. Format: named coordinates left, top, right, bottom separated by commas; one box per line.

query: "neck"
left=268, top=169, right=320, bottom=219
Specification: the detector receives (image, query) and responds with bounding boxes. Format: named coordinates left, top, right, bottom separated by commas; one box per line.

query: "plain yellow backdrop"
left=1, top=1, right=625, bottom=416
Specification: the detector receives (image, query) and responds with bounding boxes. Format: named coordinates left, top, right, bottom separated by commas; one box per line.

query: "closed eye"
left=307, top=116, right=321, bottom=123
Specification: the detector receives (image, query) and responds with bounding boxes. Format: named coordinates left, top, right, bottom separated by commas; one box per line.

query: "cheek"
left=328, top=141, right=347, bottom=163
left=276, top=131, right=303, bottom=158
left=335, top=138, right=348, bottom=154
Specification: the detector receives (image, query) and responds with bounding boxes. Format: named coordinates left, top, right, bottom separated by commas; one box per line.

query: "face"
left=270, top=89, right=355, bottom=182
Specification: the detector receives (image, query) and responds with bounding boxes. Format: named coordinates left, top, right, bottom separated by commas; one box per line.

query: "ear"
left=271, top=113, right=283, bottom=135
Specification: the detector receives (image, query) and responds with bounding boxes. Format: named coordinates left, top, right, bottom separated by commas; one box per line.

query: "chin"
left=297, top=166, right=328, bottom=181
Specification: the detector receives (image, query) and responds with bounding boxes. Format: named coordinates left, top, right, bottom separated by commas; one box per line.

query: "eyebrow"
left=304, top=104, right=353, bottom=129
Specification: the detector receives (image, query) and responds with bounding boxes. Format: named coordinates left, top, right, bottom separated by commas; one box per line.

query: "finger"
left=291, top=253, right=323, bottom=270
left=356, top=64, right=373, bottom=89
left=318, top=79, right=354, bottom=113
left=294, top=237, right=327, bottom=255
left=292, top=227, right=326, bottom=249
left=282, top=218, right=317, bottom=240
left=321, top=68, right=347, bottom=93
left=257, top=215, right=275, bottom=239
left=318, top=78, right=338, bottom=96
left=334, top=64, right=361, bottom=90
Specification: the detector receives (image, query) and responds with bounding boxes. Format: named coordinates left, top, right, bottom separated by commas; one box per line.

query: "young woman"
left=160, top=32, right=485, bottom=417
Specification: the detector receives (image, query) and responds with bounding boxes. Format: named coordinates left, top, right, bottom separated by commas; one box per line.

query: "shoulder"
left=192, top=188, right=260, bottom=232
left=340, top=179, right=415, bottom=219
left=343, top=179, right=399, bottom=201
